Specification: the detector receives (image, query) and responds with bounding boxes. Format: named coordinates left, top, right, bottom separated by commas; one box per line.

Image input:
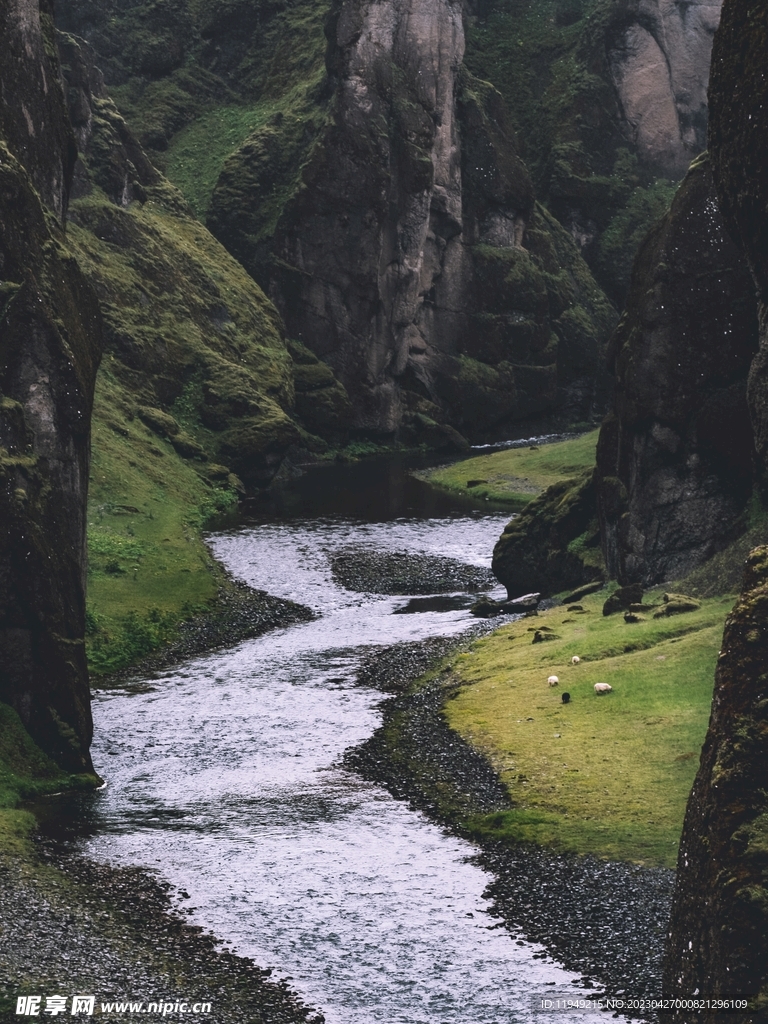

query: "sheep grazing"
left=547, top=675, right=559, bottom=686
left=562, top=692, right=570, bottom=704
left=594, top=682, right=612, bottom=695
left=571, top=655, right=580, bottom=665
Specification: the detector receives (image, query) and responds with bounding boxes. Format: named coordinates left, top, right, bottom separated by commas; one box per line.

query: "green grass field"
left=445, top=585, right=733, bottom=866
left=420, top=430, right=599, bottom=508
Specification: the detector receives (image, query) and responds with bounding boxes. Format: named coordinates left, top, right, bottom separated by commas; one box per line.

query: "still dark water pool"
left=65, top=456, right=622, bottom=1022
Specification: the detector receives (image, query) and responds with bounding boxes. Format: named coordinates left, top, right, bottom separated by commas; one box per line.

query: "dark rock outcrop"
left=663, top=3, right=768, bottom=1015
left=664, top=548, right=768, bottom=1017
left=708, top=0, right=768, bottom=492
left=0, top=1, right=103, bottom=771
left=207, top=0, right=616, bottom=442
left=492, top=470, right=604, bottom=600
left=595, top=153, right=758, bottom=586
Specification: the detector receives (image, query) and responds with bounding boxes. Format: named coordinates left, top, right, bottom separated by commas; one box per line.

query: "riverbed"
left=49, top=455, right=634, bottom=1023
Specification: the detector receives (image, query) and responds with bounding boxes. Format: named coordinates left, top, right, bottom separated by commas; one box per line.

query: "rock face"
left=207, top=0, right=616, bottom=442
left=709, top=0, right=768, bottom=491
left=606, top=0, right=722, bottom=176
left=492, top=470, right=604, bottom=600
left=0, top=1, right=102, bottom=772
left=663, top=549, right=768, bottom=1016
left=663, top=3, right=768, bottom=1014
left=595, top=153, right=758, bottom=586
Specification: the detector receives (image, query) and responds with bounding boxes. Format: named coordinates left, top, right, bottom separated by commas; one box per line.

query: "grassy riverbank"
left=417, top=429, right=599, bottom=508
left=444, top=586, right=732, bottom=867
left=85, top=367, right=241, bottom=677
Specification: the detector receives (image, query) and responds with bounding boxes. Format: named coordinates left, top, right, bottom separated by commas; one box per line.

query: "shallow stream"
left=50, top=456, right=625, bottom=1023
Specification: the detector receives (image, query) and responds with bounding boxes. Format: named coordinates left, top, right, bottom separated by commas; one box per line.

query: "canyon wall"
left=595, top=153, right=758, bottom=586
left=208, top=0, right=616, bottom=442
left=0, top=0, right=102, bottom=772
left=606, top=0, right=722, bottom=176
left=664, top=2, right=768, bottom=1014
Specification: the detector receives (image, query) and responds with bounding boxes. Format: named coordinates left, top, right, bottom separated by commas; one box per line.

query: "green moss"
left=445, top=588, right=733, bottom=865
left=596, top=178, right=680, bottom=301
left=0, top=702, right=99, bottom=856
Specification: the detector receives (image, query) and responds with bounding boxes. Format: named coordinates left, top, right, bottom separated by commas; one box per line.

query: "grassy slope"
left=445, top=587, right=733, bottom=866
left=420, top=429, right=599, bottom=507
left=158, top=0, right=330, bottom=224
left=85, top=367, right=234, bottom=676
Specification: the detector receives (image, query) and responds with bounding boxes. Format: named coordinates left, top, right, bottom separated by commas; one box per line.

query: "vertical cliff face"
left=0, top=0, right=77, bottom=218
left=708, top=0, right=768, bottom=489
left=607, top=0, right=722, bottom=176
left=595, top=153, right=758, bottom=586
left=664, top=552, right=768, bottom=1016
left=208, top=0, right=616, bottom=442
left=663, top=2, right=768, bottom=1014
left=0, top=1, right=102, bottom=772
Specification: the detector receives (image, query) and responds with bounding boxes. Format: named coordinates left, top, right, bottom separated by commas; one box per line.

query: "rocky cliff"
left=595, top=153, right=758, bottom=586
left=664, top=550, right=768, bottom=1017
left=208, top=0, right=616, bottom=442
left=464, top=0, right=722, bottom=305
left=664, top=2, right=768, bottom=1014
left=605, top=0, right=721, bottom=177
left=0, top=0, right=102, bottom=772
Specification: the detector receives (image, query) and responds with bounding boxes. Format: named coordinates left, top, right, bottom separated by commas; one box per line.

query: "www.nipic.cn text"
left=15, top=995, right=213, bottom=1016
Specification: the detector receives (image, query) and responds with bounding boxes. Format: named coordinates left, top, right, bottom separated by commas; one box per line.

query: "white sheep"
left=548, top=675, right=559, bottom=686
left=571, top=656, right=580, bottom=665
left=594, top=682, right=612, bottom=695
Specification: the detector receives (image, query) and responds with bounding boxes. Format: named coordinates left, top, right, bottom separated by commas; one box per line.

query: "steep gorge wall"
left=209, top=0, right=616, bottom=442
left=606, top=0, right=721, bottom=176
left=595, top=153, right=758, bottom=587
left=664, top=2, right=768, bottom=1014
left=0, top=0, right=102, bottom=772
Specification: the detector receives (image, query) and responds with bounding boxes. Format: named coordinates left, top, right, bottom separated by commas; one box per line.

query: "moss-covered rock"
left=664, top=547, right=768, bottom=1017
left=492, top=470, right=604, bottom=599
left=464, top=0, right=721, bottom=305
left=595, top=153, right=758, bottom=586
left=0, top=5, right=103, bottom=773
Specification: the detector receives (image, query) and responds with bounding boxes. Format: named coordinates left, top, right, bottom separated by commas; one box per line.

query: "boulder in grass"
left=602, top=584, right=644, bottom=616
left=653, top=593, right=700, bottom=618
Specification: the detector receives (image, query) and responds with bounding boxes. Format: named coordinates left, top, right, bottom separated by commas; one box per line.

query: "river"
left=55, top=455, right=626, bottom=1023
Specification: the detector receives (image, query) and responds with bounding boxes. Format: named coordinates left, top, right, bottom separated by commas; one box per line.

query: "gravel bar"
left=330, top=548, right=496, bottom=595
left=0, top=846, right=324, bottom=1023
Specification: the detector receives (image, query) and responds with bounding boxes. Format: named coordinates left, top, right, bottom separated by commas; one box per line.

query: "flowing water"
left=49, top=456, right=624, bottom=1023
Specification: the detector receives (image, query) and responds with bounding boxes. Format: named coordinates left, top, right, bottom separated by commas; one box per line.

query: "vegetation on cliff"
left=463, top=0, right=687, bottom=306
